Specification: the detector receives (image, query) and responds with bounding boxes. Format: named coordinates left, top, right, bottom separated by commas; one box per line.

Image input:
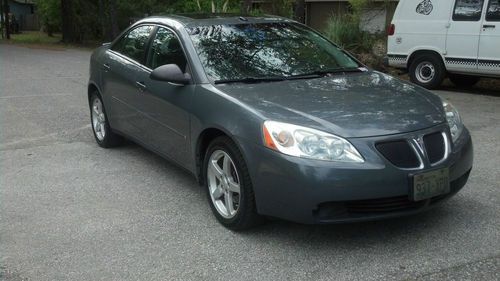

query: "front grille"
left=376, top=140, right=420, bottom=168
left=424, top=132, right=446, bottom=164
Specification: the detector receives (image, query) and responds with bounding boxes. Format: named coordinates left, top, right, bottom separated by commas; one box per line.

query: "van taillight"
left=388, top=24, right=395, bottom=36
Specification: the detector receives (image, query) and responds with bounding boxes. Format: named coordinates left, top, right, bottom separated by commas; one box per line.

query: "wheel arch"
left=87, top=82, right=101, bottom=104
left=194, top=127, right=245, bottom=186
left=407, top=49, right=446, bottom=70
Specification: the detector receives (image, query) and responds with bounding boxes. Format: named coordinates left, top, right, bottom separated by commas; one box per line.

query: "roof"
left=143, top=13, right=292, bottom=28
left=304, top=0, right=397, bottom=2
left=12, top=0, right=35, bottom=4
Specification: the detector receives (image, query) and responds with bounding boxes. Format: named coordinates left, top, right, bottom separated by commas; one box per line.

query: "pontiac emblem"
left=415, top=137, right=426, bottom=155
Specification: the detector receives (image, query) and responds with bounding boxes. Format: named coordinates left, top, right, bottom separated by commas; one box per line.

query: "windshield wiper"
left=213, top=67, right=365, bottom=84
left=287, top=67, right=365, bottom=80
left=214, top=76, right=286, bottom=84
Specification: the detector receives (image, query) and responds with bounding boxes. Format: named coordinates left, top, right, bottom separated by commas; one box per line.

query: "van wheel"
left=409, top=54, right=446, bottom=89
left=449, top=74, right=480, bottom=88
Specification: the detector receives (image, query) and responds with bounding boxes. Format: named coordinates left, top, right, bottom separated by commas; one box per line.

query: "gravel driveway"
left=1, top=44, right=499, bottom=281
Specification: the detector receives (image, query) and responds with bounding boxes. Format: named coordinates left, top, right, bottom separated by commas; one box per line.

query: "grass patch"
left=6, top=31, right=61, bottom=44
left=1, top=31, right=100, bottom=50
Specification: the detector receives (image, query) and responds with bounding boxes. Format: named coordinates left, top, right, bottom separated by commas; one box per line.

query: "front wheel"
left=409, top=54, right=446, bottom=89
left=203, top=136, right=262, bottom=230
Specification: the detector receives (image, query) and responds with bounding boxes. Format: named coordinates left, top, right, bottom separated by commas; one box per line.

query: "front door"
left=102, top=25, right=155, bottom=136
left=478, top=0, right=500, bottom=75
left=134, top=26, right=193, bottom=168
left=445, top=0, right=485, bottom=72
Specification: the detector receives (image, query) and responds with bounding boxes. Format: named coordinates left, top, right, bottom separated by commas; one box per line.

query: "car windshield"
left=187, top=22, right=360, bottom=83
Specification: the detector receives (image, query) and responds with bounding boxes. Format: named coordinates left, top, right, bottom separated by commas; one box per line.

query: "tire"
left=203, top=136, right=262, bottom=230
left=408, top=54, right=446, bottom=89
left=449, top=74, right=480, bottom=88
left=89, top=91, right=123, bottom=148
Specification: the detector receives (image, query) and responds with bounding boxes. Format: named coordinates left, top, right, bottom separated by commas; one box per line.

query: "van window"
left=452, top=0, right=485, bottom=21
left=486, top=0, right=500, bottom=21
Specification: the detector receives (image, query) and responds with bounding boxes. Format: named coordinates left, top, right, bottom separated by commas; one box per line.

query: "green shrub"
left=322, top=14, right=374, bottom=54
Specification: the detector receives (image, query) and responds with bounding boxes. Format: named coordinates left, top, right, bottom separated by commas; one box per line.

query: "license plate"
left=411, top=168, right=450, bottom=201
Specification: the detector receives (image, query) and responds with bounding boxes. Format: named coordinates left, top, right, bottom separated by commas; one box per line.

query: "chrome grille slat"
left=376, top=131, right=448, bottom=168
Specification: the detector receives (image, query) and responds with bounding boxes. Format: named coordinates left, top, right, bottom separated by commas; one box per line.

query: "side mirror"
left=150, top=64, right=191, bottom=85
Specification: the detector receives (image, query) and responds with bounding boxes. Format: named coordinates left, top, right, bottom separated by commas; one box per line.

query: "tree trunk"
left=97, top=0, right=107, bottom=40
left=241, top=0, right=252, bottom=14
left=294, top=0, right=305, bottom=23
left=46, top=23, right=53, bottom=37
left=108, top=0, right=119, bottom=39
left=0, top=0, right=4, bottom=39
left=3, top=0, right=10, bottom=39
left=61, top=0, right=72, bottom=43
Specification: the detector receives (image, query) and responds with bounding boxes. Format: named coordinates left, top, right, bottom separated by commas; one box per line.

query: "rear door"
left=101, top=25, right=155, bottom=137
left=478, top=0, right=500, bottom=75
left=445, top=0, right=485, bottom=72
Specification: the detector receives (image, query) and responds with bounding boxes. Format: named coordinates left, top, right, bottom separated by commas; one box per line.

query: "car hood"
left=214, top=71, right=446, bottom=138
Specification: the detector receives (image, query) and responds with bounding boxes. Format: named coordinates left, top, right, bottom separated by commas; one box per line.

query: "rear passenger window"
left=486, top=0, right=500, bottom=21
left=112, top=25, right=154, bottom=64
left=453, top=0, right=485, bottom=21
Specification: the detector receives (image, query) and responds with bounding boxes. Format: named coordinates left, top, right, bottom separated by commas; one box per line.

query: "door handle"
left=135, top=81, right=147, bottom=92
left=102, top=63, right=111, bottom=71
left=483, top=24, right=496, bottom=28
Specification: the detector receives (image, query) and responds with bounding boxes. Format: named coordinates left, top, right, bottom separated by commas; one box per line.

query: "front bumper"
left=238, top=125, right=473, bottom=224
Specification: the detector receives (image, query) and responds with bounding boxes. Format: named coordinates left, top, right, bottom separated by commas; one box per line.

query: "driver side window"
left=147, top=27, right=188, bottom=72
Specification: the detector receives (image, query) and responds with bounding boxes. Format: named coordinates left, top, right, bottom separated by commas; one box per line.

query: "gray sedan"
left=88, top=14, right=473, bottom=230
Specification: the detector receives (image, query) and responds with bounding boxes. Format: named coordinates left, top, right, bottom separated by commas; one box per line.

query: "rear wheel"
left=449, top=74, right=480, bottom=88
left=89, top=92, right=123, bottom=148
left=409, top=54, right=446, bottom=89
left=203, top=136, right=262, bottom=230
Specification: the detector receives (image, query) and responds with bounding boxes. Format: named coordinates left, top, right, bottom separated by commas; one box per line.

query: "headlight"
left=442, top=101, right=463, bottom=143
left=262, top=121, right=364, bottom=162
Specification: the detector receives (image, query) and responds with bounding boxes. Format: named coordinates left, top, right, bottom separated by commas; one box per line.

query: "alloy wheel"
left=207, top=150, right=241, bottom=219
left=91, top=97, right=106, bottom=141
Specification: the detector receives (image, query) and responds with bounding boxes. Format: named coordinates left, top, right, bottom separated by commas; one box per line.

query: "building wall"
left=306, top=2, right=349, bottom=31
left=8, top=1, right=37, bottom=30
left=305, top=0, right=398, bottom=33
left=360, top=7, right=387, bottom=33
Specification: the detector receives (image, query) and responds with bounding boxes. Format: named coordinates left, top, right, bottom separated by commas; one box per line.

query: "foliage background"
left=27, top=0, right=385, bottom=68
left=32, top=0, right=306, bottom=42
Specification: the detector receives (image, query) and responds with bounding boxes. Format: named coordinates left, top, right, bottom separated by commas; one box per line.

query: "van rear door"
left=477, top=0, right=500, bottom=75
left=445, top=0, right=485, bottom=72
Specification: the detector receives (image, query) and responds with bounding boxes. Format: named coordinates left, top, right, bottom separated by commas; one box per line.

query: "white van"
left=386, top=0, right=500, bottom=89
